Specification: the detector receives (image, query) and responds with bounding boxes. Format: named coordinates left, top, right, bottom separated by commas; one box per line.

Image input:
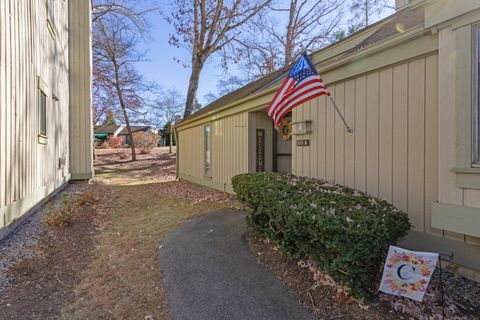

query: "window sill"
left=452, top=167, right=480, bottom=189
left=38, top=135, right=48, bottom=145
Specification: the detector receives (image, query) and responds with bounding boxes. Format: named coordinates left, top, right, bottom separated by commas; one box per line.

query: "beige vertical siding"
left=178, top=125, right=204, bottom=179
left=69, top=0, right=93, bottom=180
left=0, top=0, right=92, bottom=233
left=178, top=112, right=248, bottom=192
left=436, top=25, right=480, bottom=246
left=293, top=55, right=442, bottom=234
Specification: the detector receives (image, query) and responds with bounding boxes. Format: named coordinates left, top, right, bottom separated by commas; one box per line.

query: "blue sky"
left=135, top=2, right=395, bottom=106
left=135, top=11, right=226, bottom=106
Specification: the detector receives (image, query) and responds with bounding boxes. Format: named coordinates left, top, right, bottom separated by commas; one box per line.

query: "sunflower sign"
left=379, top=246, right=439, bottom=302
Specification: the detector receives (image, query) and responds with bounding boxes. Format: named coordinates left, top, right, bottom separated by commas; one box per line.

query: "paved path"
left=159, top=209, right=312, bottom=320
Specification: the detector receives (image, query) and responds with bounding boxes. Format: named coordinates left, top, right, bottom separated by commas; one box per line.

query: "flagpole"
left=329, top=96, right=353, bottom=135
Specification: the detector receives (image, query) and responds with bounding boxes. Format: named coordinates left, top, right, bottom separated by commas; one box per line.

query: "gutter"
left=175, top=126, right=180, bottom=180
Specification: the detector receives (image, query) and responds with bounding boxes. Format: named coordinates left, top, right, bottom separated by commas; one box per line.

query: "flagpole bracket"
left=329, top=96, right=353, bottom=136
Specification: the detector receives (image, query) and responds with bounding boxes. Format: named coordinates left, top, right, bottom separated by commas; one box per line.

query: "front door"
left=273, top=114, right=292, bottom=173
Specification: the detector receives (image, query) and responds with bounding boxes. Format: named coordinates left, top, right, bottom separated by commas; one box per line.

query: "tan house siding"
left=434, top=17, right=480, bottom=248
left=69, top=0, right=94, bottom=180
left=0, top=0, right=92, bottom=235
left=176, top=0, right=480, bottom=276
left=292, top=55, right=439, bottom=234
left=178, top=126, right=204, bottom=180
left=178, top=113, right=248, bottom=192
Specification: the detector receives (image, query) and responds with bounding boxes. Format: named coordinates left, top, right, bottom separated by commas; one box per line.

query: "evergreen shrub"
left=232, top=172, right=411, bottom=297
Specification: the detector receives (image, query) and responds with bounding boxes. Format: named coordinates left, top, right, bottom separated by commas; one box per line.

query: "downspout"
left=175, top=126, right=180, bottom=180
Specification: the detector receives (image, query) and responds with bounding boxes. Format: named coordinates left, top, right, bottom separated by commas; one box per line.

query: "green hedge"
left=232, top=173, right=411, bottom=298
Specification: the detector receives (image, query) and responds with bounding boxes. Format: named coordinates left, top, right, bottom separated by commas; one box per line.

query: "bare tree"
left=92, top=0, right=157, bottom=35
left=238, top=0, right=342, bottom=79
left=151, top=89, right=184, bottom=153
left=93, top=21, right=154, bottom=161
left=166, top=0, right=272, bottom=118
left=349, top=0, right=394, bottom=27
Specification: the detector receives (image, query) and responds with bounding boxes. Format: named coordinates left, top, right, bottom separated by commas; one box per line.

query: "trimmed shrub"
left=107, top=136, right=123, bottom=149
left=232, top=173, right=411, bottom=298
left=133, top=132, right=160, bottom=154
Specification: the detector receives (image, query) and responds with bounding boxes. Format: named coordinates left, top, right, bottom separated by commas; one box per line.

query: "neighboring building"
left=0, top=1, right=93, bottom=238
left=94, top=125, right=152, bottom=146
left=176, top=0, right=480, bottom=279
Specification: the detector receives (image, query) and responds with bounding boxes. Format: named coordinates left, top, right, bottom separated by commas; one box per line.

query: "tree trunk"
left=184, top=61, right=203, bottom=118
left=365, top=1, right=369, bottom=27
left=284, top=1, right=296, bottom=66
left=115, top=84, right=136, bottom=161
left=113, top=63, right=136, bottom=161
left=121, top=105, right=137, bottom=161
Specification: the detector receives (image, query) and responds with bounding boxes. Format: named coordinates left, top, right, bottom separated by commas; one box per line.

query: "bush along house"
left=176, top=0, right=480, bottom=280
left=0, top=1, right=93, bottom=239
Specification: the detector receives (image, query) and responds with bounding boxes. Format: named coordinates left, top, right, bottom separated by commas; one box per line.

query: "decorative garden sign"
left=379, top=246, right=439, bottom=302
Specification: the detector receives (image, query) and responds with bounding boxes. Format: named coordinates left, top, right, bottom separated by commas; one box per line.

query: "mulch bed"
left=0, top=186, right=104, bottom=320
left=248, top=236, right=480, bottom=320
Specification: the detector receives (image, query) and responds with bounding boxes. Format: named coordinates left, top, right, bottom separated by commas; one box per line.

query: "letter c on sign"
left=397, top=263, right=416, bottom=281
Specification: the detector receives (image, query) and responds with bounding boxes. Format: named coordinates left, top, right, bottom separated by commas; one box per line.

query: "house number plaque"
left=296, top=139, right=310, bottom=147
left=256, top=129, right=265, bottom=172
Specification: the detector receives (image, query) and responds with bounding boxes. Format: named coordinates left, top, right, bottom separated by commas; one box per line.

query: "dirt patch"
left=62, top=183, right=233, bottom=320
left=0, top=187, right=106, bottom=320
left=0, top=150, right=234, bottom=320
left=94, top=147, right=177, bottom=185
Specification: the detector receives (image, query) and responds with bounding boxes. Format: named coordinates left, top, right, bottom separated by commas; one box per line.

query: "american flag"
left=267, top=52, right=329, bottom=129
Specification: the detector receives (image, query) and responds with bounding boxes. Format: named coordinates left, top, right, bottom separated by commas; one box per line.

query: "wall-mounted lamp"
left=291, top=120, right=312, bottom=135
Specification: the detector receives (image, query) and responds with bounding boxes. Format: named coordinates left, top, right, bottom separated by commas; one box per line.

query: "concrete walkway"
left=159, top=209, right=313, bottom=320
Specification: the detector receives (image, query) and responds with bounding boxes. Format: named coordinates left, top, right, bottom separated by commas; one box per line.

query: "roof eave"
left=176, top=11, right=427, bottom=129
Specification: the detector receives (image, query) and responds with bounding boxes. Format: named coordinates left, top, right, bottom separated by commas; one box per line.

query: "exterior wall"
left=292, top=1, right=480, bottom=275
left=0, top=0, right=92, bottom=237
left=293, top=55, right=440, bottom=234
left=178, top=126, right=204, bottom=180
left=176, top=0, right=480, bottom=275
left=178, top=113, right=248, bottom=192
left=424, top=2, right=480, bottom=276
left=69, top=0, right=94, bottom=180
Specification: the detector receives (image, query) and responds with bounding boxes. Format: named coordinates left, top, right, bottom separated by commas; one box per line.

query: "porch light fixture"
left=291, top=120, right=312, bottom=135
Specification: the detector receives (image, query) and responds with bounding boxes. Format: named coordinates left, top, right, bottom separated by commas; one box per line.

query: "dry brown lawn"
left=0, top=148, right=235, bottom=320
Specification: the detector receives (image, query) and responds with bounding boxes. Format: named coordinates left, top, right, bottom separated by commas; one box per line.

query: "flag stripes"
left=267, top=53, right=330, bottom=128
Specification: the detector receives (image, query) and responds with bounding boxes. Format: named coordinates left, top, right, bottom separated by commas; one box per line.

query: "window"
left=39, top=90, right=47, bottom=137
left=204, top=124, right=212, bottom=177
left=473, top=24, right=480, bottom=165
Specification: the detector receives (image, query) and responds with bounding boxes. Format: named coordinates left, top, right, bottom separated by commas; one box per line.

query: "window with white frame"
left=39, top=90, right=47, bottom=137
left=473, top=24, right=480, bottom=165
left=204, top=124, right=212, bottom=177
